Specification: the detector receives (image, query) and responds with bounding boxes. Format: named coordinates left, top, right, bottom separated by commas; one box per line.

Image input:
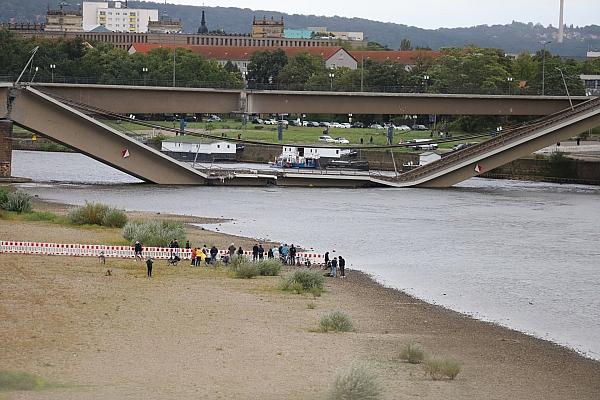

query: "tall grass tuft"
left=122, top=219, right=186, bottom=247
left=256, top=259, right=282, bottom=276
left=328, top=363, right=381, bottom=400
left=2, top=191, right=32, bottom=213
left=101, top=208, right=128, bottom=228
left=399, top=343, right=425, bottom=364
left=234, top=262, right=260, bottom=278
left=68, top=202, right=109, bottom=225
left=319, top=310, right=354, bottom=333
left=0, top=186, right=9, bottom=204
left=0, top=370, right=50, bottom=391
left=281, top=269, right=324, bottom=294
left=423, top=358, right=462, bottom=380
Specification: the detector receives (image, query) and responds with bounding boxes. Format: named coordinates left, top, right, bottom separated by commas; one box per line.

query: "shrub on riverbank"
left=328, top=363, right=381, bottom=400
left=1, top=191, right=32, bottom=213
left=319, top=311, right=354, bottom=333
left=228, top=258, right=282, bottom=278
left=423, top=358, right=462, bottom=380
left=281, top=269, right=324, bottom=295
left=68, top=202, right=127, bottom=228
left=399, top=343, right=426, bottom=364
left=0, top=370, right=51, bottom=391
left=256, top=259, right=282, bottom=276
left=122, top=219, right=186, bottom=247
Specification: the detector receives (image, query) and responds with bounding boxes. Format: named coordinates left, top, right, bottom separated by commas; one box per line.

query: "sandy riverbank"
left=1, top=201, right=599, bottom=399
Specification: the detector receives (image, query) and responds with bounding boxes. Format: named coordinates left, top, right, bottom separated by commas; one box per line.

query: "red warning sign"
left=121, top=147, right=130, bottom=158
left=474, top=163, right=482, bottom=173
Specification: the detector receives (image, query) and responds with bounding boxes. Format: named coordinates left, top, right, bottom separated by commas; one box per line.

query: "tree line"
left=1, top=30, right=599, bottom=95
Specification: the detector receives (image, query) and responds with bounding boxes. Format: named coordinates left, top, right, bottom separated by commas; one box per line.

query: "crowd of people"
left=128, top=240, right=347, bottom=279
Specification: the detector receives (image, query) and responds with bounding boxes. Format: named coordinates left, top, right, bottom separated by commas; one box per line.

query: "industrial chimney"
left=558, top=0, right=565, bottom=43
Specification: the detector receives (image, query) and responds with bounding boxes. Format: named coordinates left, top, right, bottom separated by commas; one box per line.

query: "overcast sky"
left=168, top=0, right=599, bottom=29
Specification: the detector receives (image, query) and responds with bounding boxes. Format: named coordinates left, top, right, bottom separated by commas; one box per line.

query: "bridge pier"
left=0, top=120, right=12, bottom=178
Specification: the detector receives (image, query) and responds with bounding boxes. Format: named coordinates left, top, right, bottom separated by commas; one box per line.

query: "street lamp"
left=540, top=41, right=551, bottom=96
left=142, top=67, right=148, bottom=85
left=31, top=66, right=39, bottom=83
left=423, top=75, right=430, bottom=93
left=555, top=67, right=574, bottom=110
left=49, top=64, right=56, bottom=83
left=328, top=71, right=335, bottom=91
left=507, top=76, right=513, bottom=95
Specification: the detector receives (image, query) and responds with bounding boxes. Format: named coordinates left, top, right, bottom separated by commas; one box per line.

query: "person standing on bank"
left=134, top=241, right=143, bottom=261
left=330, top=257, right=338, bottom=278
left=146, top=257, right=153, bottom=278
left=228, top=243, right=237, bottom=259
left=338, top=256, right=346, bottom=278
left=252, top=243, right=259, bottom=261
left=258, top=244, right=265, bottom=260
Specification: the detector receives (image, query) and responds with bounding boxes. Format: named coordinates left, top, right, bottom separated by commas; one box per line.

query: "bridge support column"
left=0, top=120, right=12, bottom=178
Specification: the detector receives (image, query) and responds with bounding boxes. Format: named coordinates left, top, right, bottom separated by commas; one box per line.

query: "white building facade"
left=83, top=1, right=158, bottom=33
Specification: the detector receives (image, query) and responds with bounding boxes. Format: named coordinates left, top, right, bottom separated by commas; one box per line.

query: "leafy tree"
left=277, top=53, right=325, bottom=88
left=246, top=49, right=287, bottom=85
left=400, top=38, right=412, bottom=51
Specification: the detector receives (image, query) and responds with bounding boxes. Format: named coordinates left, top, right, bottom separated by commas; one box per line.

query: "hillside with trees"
left=2, top=0, right=600, bottom=57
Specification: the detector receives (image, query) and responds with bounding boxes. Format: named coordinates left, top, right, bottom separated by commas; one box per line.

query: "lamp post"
left=423, top=75, right=430, bottom=93
left=172, top=32, right=176, bottom=87
left=142, top=67, right=148, bottom=85
left=507, top=76, right=513, bottom=95
left=540, top=41, right=551, bottom=96
left=328, top=71, right=335, bottom=91
left=31, top=66, right=39, bottom=83
left=556, top=67, right=574, bottom=110
left=49, top=64, right=56, bottom=83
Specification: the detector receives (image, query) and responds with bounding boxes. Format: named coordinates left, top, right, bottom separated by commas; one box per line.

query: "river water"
left=11, top=150, right=600, bottom=360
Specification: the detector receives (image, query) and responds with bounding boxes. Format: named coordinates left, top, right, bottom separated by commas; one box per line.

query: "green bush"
left=440, top=359, right=462, bottom=380
left=423, top=358, right=462, bottom=381
left=329, top=363, right=381, bottom=400
left=122, top=219, right=186, bottom=247
left=399, top=343, right=425, bottom=364
left=256, top=259, right=282, bottom=276
left=0, top=186, right=9, bottom=204
left=319, top=311, right=354, bottom=333
left=68, top=201, right=109, bottom=225
left=234, top=262, right=260, bottom=278
left=0, top=370, right=50, bottom=391
left=228, top=255, right=246, bottom=270
left=2, top=191, right=32, bottom=213
left=101, top=208, right=128, bottom=228
left=281, top=269, right=324, bottom=294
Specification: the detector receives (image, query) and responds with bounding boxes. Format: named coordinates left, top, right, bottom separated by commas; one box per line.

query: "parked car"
left=308, top=121, right=320, bottom=127
left=369, top=123, right=384, bottom=129
left=251, top=117, right=263, bottom=124
left=452, top=143, right=474, bottom=151
left=329, top=122, right=343, bottom=128
left=318, top=135, right=336, bottom=143
left=395, top=125, right=411, bottom=132
left=340, top=123, right=351, bottom=129
left=411, top=124, right=429, bottom=131
left=334, top=137, right=350, bottom=144
left=319, top=121, right=331, bottom=127
left=207, top=115, right=221, bottom=122
left=351, top=122, right=364, bottom=128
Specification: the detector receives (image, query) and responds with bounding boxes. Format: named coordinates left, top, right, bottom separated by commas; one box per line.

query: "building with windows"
left=251, top=16, right=284, bottom=38
left=128, top=44, right=358, bottom=74
left=45, top=3, right=83, bottom=32
left=580, top=75, right=600, bottom=96
left=148, top=15, right=182, bottom=34
left=82, top=1, right=158, bottom=33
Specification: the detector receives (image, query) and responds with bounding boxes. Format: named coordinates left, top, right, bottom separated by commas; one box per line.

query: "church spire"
left=198, top=9, right=208, bottom=34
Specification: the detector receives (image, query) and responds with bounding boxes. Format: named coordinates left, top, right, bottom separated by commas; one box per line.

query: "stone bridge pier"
left=0, top=120, right=12, bottom=178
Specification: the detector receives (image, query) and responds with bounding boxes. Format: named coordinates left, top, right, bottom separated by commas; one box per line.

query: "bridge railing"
left=0, top=74, right=548, bottom=95
left=381, top=96, right=600, bottom=183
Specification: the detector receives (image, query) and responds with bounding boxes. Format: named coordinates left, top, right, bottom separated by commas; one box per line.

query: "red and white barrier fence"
left=0, top=241, right=325, bottom=263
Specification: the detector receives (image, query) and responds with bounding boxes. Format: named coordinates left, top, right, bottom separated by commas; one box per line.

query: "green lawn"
left=107, top=119, right=485, bottom=151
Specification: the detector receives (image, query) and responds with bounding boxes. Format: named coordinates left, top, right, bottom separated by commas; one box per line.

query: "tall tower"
left=198, top=10, right=208, bottom=34
left=558, top=0, right=565, bottom=43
